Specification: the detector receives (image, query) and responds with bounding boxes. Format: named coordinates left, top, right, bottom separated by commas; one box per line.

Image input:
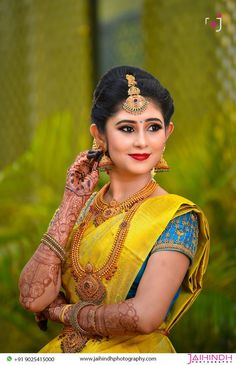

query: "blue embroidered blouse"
left=126, top=211, right=199, bottom=303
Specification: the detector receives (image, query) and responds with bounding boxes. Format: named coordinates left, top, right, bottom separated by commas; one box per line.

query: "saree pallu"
left=39, top=193, right=210, bottom=353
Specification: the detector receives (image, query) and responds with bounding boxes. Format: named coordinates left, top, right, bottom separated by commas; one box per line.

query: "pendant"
left=76, top=263, right=106, bottom=304
left=103, top=206, right=119, bottom=219
left=60, top=326, right=88, bottom=353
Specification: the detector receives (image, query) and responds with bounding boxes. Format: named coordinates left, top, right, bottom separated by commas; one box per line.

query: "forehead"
left=109, top=100, right=164, bottom=123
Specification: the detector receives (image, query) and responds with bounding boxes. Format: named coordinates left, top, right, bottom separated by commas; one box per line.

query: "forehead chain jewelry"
left=122, top=74, right=149, bottom=115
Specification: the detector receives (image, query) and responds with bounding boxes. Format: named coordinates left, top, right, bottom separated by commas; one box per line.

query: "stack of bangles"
left=41, top=233, right=66, bottom=262
left=69, top=302, right=106, bottom=337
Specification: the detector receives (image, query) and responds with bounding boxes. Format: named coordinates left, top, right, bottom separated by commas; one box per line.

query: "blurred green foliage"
left=0, top=113, right=80, bottom=352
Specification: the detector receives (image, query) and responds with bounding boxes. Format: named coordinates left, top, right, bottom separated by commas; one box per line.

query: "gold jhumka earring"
left=151, top=147, right=170, bottom=177
left=122, top=74, right=149, bottom=114
left=91, top=139, right=113, bottom=174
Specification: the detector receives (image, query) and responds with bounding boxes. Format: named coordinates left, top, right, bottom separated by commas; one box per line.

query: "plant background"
left=0, top=0, right=235, bottom=353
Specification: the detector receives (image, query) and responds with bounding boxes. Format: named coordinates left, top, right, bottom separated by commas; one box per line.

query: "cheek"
left=150, top=133, right=166, bottom=150
left=107, top=131, right=130, bottom=152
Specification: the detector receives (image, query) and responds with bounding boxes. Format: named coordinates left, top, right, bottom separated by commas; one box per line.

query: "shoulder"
left=150, top=185, right=197, bottom=206
left=151, top=211, right=199, bottom=262
left=150, top=185, right=169, bottom=197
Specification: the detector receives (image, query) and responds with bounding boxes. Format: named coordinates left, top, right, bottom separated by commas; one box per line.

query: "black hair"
left=91, top=65, right=174, bottom=133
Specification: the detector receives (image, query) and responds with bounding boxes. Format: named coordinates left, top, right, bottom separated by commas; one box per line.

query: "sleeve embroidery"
left=151, top=211, right=199, bottom=261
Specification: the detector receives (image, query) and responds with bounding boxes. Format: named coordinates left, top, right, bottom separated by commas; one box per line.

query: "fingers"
left=87, top=150, right=103, bottom=160
left=80, top=170, right=99, bottom=194
left=91, top=160, right=99, bottom=172
left=67, top=150, right=101, bottom=190
left=87, top=150, right=103, bottom=172
left=35, top=312, right=48, bottom=331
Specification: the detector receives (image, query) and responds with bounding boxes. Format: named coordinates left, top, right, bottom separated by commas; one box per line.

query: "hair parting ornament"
left=122, top=74, right=149, bottom=115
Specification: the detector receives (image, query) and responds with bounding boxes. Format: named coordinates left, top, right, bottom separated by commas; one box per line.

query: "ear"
left=165, top=121, right=174, bottom=141
left=90, top=124, right=106, bottom=149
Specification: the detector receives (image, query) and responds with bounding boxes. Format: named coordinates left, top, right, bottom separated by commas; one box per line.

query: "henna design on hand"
left=19, top=151, right=99, bottom=311
left=65, top=151, right=99, bottom=198
left=78, top=299, right=141, bottom=337
left=19, top=246, right=60, bottom=310
left=39, top=299, right=141, bottom=338
left=47, top=193, right=85, bottom=246
left=104, top=300, right=139, bottom=335
left=34, top=292, right=67, bottom=330
left=37, top=292, right=67, bottom=323
left=47, top=151, right=99, bottom=246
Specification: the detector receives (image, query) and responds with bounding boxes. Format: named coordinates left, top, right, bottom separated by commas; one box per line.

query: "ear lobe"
left=166, top=121, right=174, bottom=139
left=90, top=123, right=97, bottom=138
left=90, top=124, right=106, bottom=149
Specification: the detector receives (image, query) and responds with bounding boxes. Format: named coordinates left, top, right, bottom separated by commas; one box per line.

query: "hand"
left=35, top=291, right=67, bottom=329
left=34, top=311, right=48, bottom=331
left=65, top=150, right=102, bottom=198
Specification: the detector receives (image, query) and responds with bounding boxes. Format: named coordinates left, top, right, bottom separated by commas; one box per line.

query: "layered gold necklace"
left=71, top=178, right=158, bottom=304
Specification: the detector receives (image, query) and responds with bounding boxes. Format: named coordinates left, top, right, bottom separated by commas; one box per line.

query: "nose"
left=133, top=129, right=148, bottom=148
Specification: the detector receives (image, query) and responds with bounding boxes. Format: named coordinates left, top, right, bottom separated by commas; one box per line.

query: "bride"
left=19, top=65, right=210, bottom=353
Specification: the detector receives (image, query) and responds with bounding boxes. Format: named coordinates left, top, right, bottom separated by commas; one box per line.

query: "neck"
left=104, top=170, right=154, bottom=203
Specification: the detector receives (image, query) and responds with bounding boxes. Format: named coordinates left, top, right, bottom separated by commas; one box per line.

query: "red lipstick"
left=128, top=154, right=151, bottom=161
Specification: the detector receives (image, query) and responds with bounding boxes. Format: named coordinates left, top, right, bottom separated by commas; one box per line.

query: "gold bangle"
left=43, top=233, right=66, bottom=256
left=41, top=238, right=65, bottom=262
left=69, top=301, right=95, bottom=336
left=41, top=233, right=66, bottom=262
left=59, top=305, right=73, bottom=323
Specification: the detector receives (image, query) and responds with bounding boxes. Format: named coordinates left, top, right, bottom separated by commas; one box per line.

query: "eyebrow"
left=115, top=118, right=164, bottom=126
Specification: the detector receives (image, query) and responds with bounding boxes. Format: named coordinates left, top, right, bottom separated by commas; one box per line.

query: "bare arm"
left=41, top=250, right=190, bottom=336
left=19, top=151, right=101, bottom=312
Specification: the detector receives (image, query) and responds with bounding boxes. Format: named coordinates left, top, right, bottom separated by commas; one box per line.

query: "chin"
left=125, top=167, right=152, bottom=176
left=111, top=161, right=153, bottom=175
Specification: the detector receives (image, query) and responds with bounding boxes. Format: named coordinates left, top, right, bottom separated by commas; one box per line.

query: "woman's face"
left=90, top=100, right=174, bottom=177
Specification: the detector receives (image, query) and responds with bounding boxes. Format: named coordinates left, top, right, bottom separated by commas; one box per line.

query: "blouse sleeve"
left=150, top=211, right=199, bottom=262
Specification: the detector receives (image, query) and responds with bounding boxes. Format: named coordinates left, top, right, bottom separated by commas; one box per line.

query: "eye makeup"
left=118, top=123, right=162, bottom=133
left=115, top=117, right=164, bottom=126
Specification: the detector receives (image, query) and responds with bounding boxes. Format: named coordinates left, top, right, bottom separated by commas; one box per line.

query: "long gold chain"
left=70, top=179, right=158, bottom=303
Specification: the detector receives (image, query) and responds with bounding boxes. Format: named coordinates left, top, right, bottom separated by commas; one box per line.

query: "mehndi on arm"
left=18, top=152, right=100, bottom=312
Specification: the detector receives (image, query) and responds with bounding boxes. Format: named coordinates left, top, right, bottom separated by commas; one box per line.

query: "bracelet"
left=41, top=233, right=66, bottom=262
left=43, top=233, right=65, bottom=256
left=69, top=301, right=95, bottom=336
left=59, top=304, right=73, bottom=324
left=41, top=239, right=65, bottom=262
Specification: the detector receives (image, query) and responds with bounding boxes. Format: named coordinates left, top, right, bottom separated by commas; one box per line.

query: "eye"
left=118, top=126, right=134, bottom=133
left=148, top=124, right=162, bottom=131
left=118, top=124, right=162, bottom=133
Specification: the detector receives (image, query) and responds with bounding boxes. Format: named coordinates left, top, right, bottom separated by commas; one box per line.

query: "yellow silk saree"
left=40, top=192, right=210, bottom=353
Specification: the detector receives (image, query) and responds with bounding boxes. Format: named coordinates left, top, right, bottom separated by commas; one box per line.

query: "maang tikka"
left=123, top=74, right=149, bottom=114
left=91, top=139, right=113, bottom=174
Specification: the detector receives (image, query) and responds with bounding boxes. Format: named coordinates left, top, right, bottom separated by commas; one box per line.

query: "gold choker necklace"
left=93, top=179, right=158, bottom=226
left=71, top=179, right=158, bottom=304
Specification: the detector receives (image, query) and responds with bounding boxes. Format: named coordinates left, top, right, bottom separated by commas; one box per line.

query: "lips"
left=128, top=154, right=151, bottom=161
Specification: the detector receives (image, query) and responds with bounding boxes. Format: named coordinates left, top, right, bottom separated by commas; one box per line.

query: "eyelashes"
left=118, top=124, right=162, bottom=133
